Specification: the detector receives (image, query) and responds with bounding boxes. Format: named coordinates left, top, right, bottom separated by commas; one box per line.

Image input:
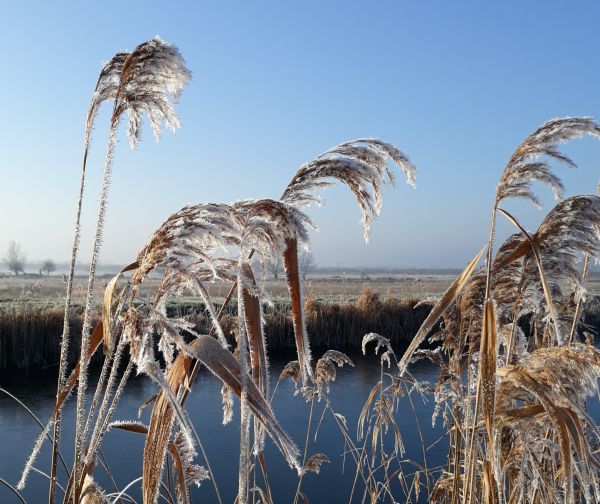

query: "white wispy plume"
left=281, top=139, right=416, bottom=242
left=495, top=117, right=600, bottom=207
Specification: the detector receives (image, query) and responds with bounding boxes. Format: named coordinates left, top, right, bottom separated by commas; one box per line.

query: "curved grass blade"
left=397, top=246, right=485, bottom=376
left=102, top=262, right=138, bottom=355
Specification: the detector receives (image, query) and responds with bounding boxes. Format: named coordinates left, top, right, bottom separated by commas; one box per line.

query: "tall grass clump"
left=359, top=117, right=600, bottom=503
left=13, top=39, right=418, bottom=504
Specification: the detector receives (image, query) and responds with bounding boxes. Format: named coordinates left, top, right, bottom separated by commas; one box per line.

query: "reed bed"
left=0, top=289, right=435, bottom=371
left=6, top=38, right=600, bottom=504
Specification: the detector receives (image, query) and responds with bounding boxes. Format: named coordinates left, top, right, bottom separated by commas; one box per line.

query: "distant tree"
left=266, top=257, right=283, bottom=280
left=5, top=241, right=26, bottom=275
left=299, top=251, right=316, bottom=280
left=42, top=259, right=56, bottom=276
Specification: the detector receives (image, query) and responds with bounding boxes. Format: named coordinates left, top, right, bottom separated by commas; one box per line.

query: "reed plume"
left=282, top=139, right=416, bottom=242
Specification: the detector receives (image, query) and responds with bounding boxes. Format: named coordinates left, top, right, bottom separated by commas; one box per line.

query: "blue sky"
left=1, top=1, right=599, bottom=268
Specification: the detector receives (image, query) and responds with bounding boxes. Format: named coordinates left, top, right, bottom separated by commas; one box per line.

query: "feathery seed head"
left=282, top=139, right=416, bottom=242
left=114, top=37, right=191, bottom=148
left=496, top=117, right=600, bottom=207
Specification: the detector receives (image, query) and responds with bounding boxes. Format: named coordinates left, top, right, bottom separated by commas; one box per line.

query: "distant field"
left=3, top=270, right=600, bottom=307
left=0, top=272, right=457, bottom=306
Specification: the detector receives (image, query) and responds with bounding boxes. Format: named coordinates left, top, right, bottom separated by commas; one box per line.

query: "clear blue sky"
left=1, top=1, right=599, bottom=268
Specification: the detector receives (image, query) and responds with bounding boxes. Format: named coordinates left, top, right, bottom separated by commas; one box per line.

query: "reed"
left=365, top=117, right=600, bottom=504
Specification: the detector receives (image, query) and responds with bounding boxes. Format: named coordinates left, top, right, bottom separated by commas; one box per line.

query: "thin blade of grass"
left=241, top=263, right=268, bottom=397
left=142, top=351, right=192, bottom=504
left=480, top=301, right=497, bottom=456
left=102, top=262, right=138, bottom=355
left=282, top=237, right=312, bottom=384
left=397, top=246, right=485, bottom=376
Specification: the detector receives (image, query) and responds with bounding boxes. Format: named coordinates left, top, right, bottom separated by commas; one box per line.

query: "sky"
left=0, top=1, right=599, bottom=269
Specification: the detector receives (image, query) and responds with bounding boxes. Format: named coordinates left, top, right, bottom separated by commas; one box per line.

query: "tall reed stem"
left=73, top=118, right=119, bottom=503
left=49, top=140, right=92, bottom=504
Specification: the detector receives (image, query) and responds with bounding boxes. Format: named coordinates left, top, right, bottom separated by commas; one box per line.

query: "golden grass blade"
left=482, top=460, right=498, bottom=504
left=496, top=404, right=545, bottom=422
left=143, top=350, right=192, bottom=504
left=241, top=263, right=269, bottom=454
left=282, top=237, right=312, bottom=384
left=109, top=422, right=149, bottom=435
left=185, top=336, right=300, bottom=470
left=241, top=263, right=268, bottom=396
left=257, top=452, right=273, bottom=504
left=479, top=301, right=497, bottom=454
left=498, top=208, right=563, bottom=344
left=102, top=262, right=138, bottom=355
left=166, top=440, right=190, bottom=504
left=397, top=246, right=485, bottom=376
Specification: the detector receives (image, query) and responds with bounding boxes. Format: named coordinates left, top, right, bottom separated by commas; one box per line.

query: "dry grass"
left=0, top=288, right=438, bottom=370
left=6, top=39, right=600, bottom=504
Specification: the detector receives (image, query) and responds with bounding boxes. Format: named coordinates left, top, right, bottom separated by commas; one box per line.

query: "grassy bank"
left=3, top=288, right=600, bottom=371
left=0, top=289, right=432, bottom=371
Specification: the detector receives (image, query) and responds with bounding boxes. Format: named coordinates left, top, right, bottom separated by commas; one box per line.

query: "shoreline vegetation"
left=2, top=287, right=600, bottom=371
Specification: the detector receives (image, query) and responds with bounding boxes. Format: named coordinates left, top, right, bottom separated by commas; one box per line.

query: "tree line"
left=3, top=241, right=55, bottom=276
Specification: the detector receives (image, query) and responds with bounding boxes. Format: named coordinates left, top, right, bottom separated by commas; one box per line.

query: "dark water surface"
left=0, top=355, right=446, bottom=503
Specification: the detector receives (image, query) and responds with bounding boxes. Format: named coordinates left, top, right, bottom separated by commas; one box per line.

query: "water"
left=0, top=355, right=445, bottom=503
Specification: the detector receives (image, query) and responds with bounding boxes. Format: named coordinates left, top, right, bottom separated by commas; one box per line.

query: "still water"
left=0, top=355, right=446, bottom=503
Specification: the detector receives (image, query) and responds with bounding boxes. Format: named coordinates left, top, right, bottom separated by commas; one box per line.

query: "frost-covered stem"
left=73, top=116, right=119, bottom=503
left=237, top=263, right=251, bottom=504
left=87, top=358, right=133, bottom=465
left=82, top=288, right=129, bottom=444
left=85, top=341, right=127, bottom=465
left=293, top=394, right=315, bottom=504
left=484, top=204, right=498, bottom=299
left=81, top=327, right=118, bottom=446
left=185, top=272, right=229, bottom=348
left=569, top=253, right=591, bottom=344
left=462, top=339, right=478, bottom=504
left=463, top=205, right=498, bottom=504
left=49, top=141, right=92, bottom=504
left=17, top=420, right=54, bottom=491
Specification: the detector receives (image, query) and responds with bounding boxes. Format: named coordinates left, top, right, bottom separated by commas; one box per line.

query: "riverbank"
left=2, top=289, right=600, bottom=371
left=0, top=289, right=433, bottom=370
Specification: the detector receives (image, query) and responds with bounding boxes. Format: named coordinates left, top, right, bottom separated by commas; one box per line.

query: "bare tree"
left=42, top=259, right=56, bottom=276
left=266, top=257, right=283, bottom=280
left=5, top=241, right=26, bottom=275
left=299, top=251, right=316, bottom=280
